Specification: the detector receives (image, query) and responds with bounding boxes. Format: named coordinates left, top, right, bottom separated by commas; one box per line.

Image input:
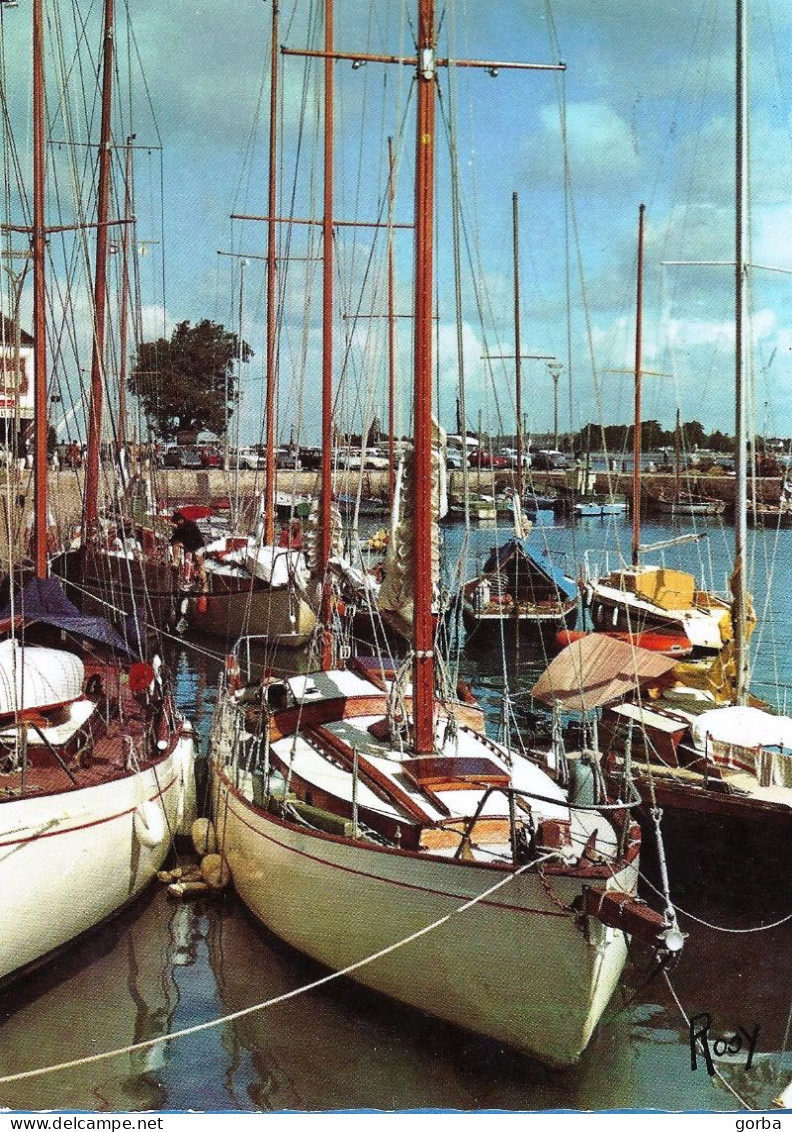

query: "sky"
left=2, top=0, right=792, bottom=447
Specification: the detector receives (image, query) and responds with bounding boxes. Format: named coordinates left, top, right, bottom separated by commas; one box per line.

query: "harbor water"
left=2, top=511, right=792, bottom=1112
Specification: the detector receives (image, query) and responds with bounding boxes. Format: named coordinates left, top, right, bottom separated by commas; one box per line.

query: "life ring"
left=133, top=800, right=166, bottom=848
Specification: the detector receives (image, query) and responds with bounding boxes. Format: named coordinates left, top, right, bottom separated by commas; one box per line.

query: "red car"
left=199, top=447, right=222, bottom=468
left=468, top=449, right=510, bottom=469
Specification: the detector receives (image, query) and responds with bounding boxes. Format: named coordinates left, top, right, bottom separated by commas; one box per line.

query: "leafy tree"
left=129, top=319, right=252, bottom=440
left=706, top=431, right=733, bottom=452
left=681, top=420, right=706, bottom=449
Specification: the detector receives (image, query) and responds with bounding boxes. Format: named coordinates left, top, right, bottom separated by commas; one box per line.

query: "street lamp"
left=548, top=361, right=564, bottom=449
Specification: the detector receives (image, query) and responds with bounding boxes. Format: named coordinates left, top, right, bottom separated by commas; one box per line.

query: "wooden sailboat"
left=649, top=410, right=726, bottom=516
left=461, top=536, right=579, bottom=636
left=0, top=0, right=196, bottom=986
left=55, top=0, right=316, bottom=649
left=459, top=194, right=578, bottom=638
left=548, top=0, right=792, bottom=898
left=585, top=207, right=734, bottom=653
left=210, top=0, right=672, bottom=1068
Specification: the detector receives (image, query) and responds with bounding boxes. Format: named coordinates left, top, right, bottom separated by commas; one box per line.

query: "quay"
left=0, top=465, right=782, bottom=561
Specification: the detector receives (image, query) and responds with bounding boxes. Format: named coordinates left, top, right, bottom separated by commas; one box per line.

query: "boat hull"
left=212, top=767, right=632, bottom=1068
left=0, top=734, right=196, bottom=985
left=186, top=584, right=316, bottom=645
left=54, top=550, right=316, bottom=646
left=462, top=595, right=578, bottom=636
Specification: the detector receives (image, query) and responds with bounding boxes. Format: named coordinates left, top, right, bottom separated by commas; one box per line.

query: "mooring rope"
left=638, top=868, right=792, bottom=934
left=662, top=969, right=752, bottom=1111
left=0, top=853, right=559, bottom=1085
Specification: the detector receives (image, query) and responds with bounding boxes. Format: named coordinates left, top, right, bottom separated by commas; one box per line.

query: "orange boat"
left=555, top=627, right=693, bottom=659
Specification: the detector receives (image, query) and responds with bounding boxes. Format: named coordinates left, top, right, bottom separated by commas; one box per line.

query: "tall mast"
left=316, top=0, right=335, bottom=670
left=320, top=0, right=334, bottom=568
left=117, top=133, right=135, bottom=458
left=513, top=192, right=524, bottom=499
left=263, top=0, right=279, bottom=547
left=32, top=0, right=48, bottom=577
left=631, top=202, right=645, bottom=568
left=733, top=0, right=749, bottom=703
left=83, top=0, right=115, bottom=536
left=387, top=136, right=396, bottom=507
left=412, top=0, right=437, bottom=755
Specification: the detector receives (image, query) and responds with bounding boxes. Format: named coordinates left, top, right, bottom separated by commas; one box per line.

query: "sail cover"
left=532, top=634, right=678, bottom=713
left=0, top=577, right=136, bottom=656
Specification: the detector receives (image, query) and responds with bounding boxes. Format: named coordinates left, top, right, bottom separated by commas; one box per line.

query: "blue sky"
left=3, top=0, right=792, bottom=446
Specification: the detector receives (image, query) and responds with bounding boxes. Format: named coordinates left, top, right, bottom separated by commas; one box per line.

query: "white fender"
left=134, top=800, right=166, bottom=848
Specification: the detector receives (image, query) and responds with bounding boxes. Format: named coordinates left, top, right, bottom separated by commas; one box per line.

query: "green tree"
left=681, top=420, right=706, bottom=449
left=129, top=319, right=252, bottom=439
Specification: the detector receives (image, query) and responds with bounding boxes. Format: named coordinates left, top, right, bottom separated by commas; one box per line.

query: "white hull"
left=0, top=734, right=195, bottom=984
left=575, top=502, right=628, bottom=518
left=212, top=766, right=633, bottom=1067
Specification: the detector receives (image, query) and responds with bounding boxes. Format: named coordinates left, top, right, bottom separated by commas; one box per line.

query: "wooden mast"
left=513, top=192, right=524, bottom=500
left=318, top=0, right=335, bottom=670
left=412, top=0, right=437, bottom=755
left=387, top=136, right=396, bottom=507
left=117, top=134, right=135, bottom=459
left=32, top=0, right=48, bottom=578
left=263, top=0, right=280, bottom=548
left=83, top=0, right=115, bottom=536
left=733, top=0, right=749, bottom=703
left=631, top=202, right=645, bottom=568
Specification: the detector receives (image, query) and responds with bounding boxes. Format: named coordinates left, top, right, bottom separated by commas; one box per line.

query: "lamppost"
left=548, top=361, right=564, bottom=449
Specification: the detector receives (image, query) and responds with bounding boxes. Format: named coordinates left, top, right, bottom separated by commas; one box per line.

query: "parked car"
left=531, top=449, right=570, bottom=471
left=468, top=449, right=510, bottom=469
left=363, top=449, right=390, bottom=470
left=276, top=447, right=301, bottom=470
left=199, top=447, right=222, bottom=468
left=234, top=446, right=266, bottom=470
left=299, top=446, right=322, bottom=470
left=500, top=447, right=531, bottom=468
left=178, top=448, right=204, bottom=470
left=446, top=449, right=464, bottom=469
left=163, top=446, right=202, bottom=469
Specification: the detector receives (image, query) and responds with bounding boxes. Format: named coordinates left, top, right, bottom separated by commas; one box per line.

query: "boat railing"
left=448, top=778, right=639, bottom=866
left=232, top=635, right=278, bottom=684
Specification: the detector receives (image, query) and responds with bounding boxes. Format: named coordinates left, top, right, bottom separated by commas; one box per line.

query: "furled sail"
left=378, top=419, right=447, bottom=625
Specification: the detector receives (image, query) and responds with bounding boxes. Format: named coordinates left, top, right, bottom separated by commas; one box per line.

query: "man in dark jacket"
left=170, top=511, right=205, bottom=555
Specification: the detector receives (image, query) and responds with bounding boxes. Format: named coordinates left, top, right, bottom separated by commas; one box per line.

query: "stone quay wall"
left=0, top=464, right=781, bottom=563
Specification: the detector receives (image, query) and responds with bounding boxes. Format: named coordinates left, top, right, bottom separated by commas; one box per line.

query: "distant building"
left=0, top=315, right=35, bottom=452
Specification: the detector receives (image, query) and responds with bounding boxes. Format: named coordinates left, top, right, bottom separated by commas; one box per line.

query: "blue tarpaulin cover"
left=482, top=539, right=578, bottom=601
left=0, top=577, right=137, bottom=656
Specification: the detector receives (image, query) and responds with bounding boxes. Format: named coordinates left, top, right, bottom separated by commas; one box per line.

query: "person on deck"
left=170, top=511, right=205, bottom=555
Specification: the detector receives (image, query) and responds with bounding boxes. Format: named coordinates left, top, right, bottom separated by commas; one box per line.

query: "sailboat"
left=210, top=0, right=674, bottom=1068
left=0, top=0, right=196, bottom=986
left=585, top=207, right=735, bottom=654
left=459, top=194, right=579, bottom=638
left=543, top=0, right=792, bottom=897
left=54, top=0, right=316, bottom=650
left=649, top=411, right=726, bottom=516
